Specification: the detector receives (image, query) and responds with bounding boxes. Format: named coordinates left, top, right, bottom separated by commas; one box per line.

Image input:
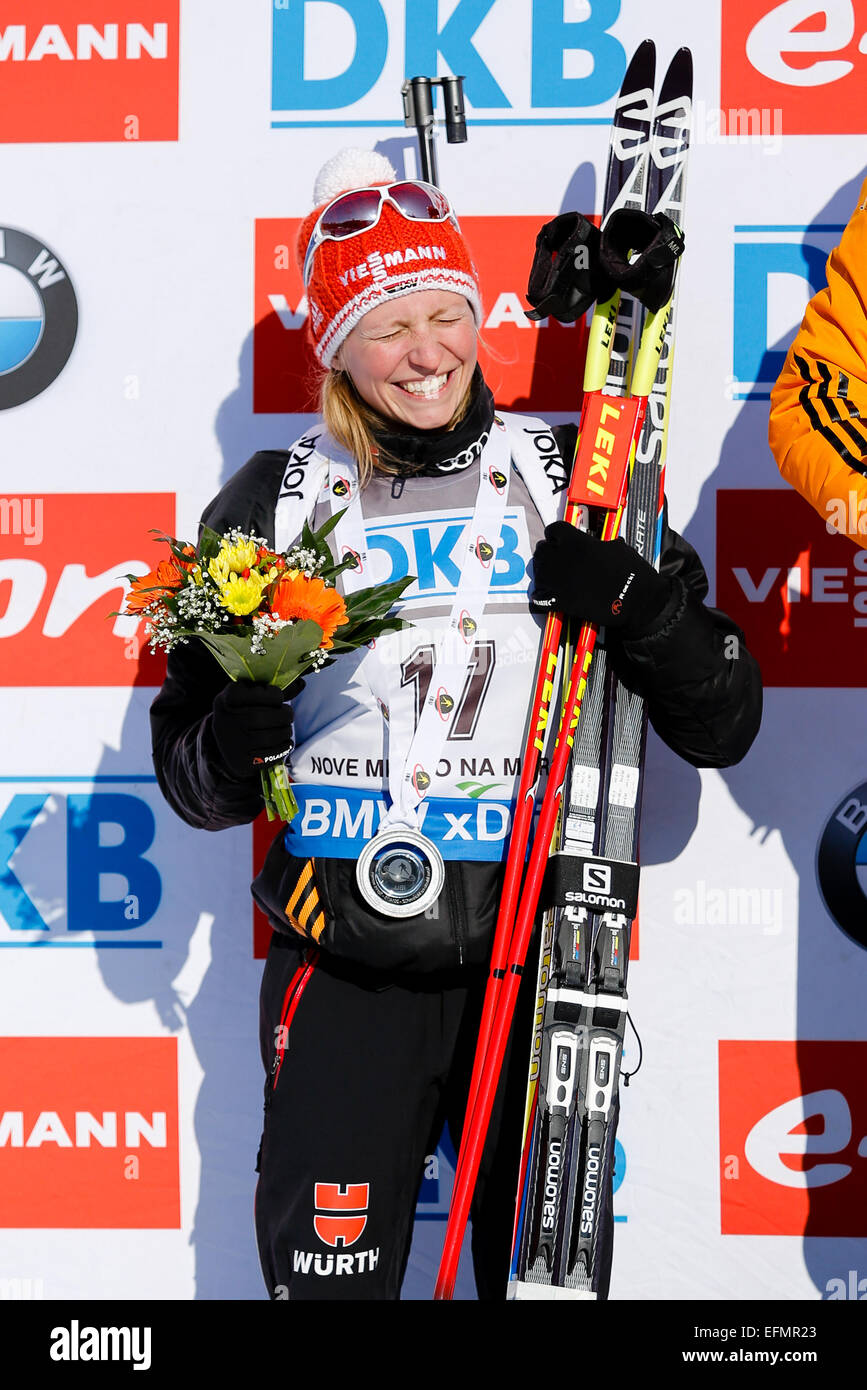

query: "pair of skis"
left=434, top=41, right=692, bottom=1301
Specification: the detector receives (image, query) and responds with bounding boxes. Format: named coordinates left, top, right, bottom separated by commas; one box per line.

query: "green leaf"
left=326, top=615, right=408, bottom=654
left=328, top=554, right=363, bottom=582
left=148, top=527, right=181, bottom=548
left=299, top=509, right=345, bottom=572
left=349, top=575, right=414, bottom=605
left=198, top=525, right=223, bottom=562
left=310, top=508, right=345, bottom=542
left=142, top=530, right=193, bottom=571
left=342, top=578, right=414, bottom=625
left=195, top=619, right=324, bottom=687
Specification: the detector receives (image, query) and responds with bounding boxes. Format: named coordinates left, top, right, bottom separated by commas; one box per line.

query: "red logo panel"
left=720, top=0, right=867, bottom=135
left=0, top=1037, right=180, bottom=1227
left=0, top=3, right=179, bottom=143
left=254, top=217, right=589, bottom=415
left=313, top=1181, right=369, bottom=1248
left=716, top=488, right=866, bottom=686
left=569, top=391, right=641, bottom=509
left=0, top=492, right=172, bottom=686
left=253, top=812, right=276, bottom=958
left=719, top=1040, right=867, bottom=1236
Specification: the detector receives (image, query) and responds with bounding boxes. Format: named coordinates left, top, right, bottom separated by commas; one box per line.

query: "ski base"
left=508, top=1280, right=597, bottom=1301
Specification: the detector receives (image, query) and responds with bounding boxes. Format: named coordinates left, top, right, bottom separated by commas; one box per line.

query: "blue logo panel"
left=364, top=509, right=531, bottom=602
left=272, top=0, right=389, bottom=110
left=66, top=793, right=162, bottom=933
left=0, top=782, right=165, bottom=948
left=270, top=0, right=625, bottom=126
left=731, top=225, right=845, bottom=401
left=285, top=784, right=515, bottom=860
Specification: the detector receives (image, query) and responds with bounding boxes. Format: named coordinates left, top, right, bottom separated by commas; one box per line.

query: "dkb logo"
left=0, top=789, right=163, bottom=943
left=730, top=224, right=844, bottom=401
left=271, top=0, right=627, bottom=126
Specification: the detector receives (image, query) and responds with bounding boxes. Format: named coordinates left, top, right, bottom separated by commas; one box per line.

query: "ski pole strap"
left=525, top=211, right=616, bottom=324
left=599, top=209, right=684, bottom=313
left=542, top=851, right=640, bottom=920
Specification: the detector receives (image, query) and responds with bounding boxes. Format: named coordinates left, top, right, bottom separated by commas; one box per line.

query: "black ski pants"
left=254, top=932, right=534, bottom=1301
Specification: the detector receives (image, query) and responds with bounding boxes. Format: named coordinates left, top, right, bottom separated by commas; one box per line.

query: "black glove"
left=599, top=209, right=684, bottom=313
left=525, top=212, right=616, bottom=323
left=531, top=522, right=673, bottom=636
left=210, top=681, right=296, bottom=780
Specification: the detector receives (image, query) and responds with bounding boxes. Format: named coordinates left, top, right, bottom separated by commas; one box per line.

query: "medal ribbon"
left=329, top=419, right=513, bottom=833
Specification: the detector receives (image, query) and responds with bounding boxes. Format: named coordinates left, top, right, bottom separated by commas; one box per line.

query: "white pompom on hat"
left=297, top=147, right=482, bottom=367
left=312, top=148, right=398, bottom=206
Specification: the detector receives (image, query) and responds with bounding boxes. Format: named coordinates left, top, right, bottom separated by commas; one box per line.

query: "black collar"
left=368, top=367, right=496, bottom=476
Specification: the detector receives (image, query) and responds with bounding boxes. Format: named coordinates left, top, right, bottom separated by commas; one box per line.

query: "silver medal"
left=356, top=827, right=445, bottom=919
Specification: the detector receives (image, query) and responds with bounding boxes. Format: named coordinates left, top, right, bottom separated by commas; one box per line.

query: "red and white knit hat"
left=297, top=149, right=483, bottom=368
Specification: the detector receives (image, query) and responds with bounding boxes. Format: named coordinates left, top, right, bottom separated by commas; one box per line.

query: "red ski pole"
left=435, top=387, right=644, bottom=1299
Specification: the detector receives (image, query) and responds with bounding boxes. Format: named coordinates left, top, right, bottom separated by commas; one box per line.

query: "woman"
left=151, top=149, right=762, bottom=1300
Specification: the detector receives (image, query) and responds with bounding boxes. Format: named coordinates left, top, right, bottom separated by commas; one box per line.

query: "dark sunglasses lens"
left=319, top=189, right=382, bottom=238
left=390, top=182, right=450, bottom=220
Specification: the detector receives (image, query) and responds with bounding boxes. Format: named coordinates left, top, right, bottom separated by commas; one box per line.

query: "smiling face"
left=335, top=289, right=478, bottom=431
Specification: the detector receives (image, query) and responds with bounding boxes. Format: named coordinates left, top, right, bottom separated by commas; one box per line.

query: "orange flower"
left=125, top=556, right=187, bottom=615
left=269, top=573, right=348, bottom=648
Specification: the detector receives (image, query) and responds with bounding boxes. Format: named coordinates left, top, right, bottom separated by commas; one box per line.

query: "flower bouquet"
left=123, top=514, right=412, bottom=820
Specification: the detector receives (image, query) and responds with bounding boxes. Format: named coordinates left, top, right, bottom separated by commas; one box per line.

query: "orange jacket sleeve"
left=768, top=175, right=867, bottom=547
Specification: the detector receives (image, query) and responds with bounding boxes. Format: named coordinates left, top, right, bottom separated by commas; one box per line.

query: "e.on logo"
left=0, top=1037, right=179, bottom=1227
left=721, top=0, right=867, bottom=135
left=719, top=1041, right=867, bottom=1236
left=0, top=3, right=179, bottom=143
left=716, top=488, right=867, bottom=686
left=253, top=217, right=588, bottom=415
left=0, top=492, right=172, bottom=685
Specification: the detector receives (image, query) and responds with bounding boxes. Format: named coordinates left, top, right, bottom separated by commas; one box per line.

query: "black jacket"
left=150, top=436, right=762, bottom=970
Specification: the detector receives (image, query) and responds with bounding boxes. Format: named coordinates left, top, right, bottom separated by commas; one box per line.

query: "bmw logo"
left=0, top=228, right=78, bottom=409
left=817, top=781, right=867, bottom=950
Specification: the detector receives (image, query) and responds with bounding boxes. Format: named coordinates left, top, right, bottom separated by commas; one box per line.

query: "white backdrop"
left=1, top=0, right=866, bottom=1302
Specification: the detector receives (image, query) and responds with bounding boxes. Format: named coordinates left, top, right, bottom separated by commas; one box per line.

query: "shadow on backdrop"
left=683, top=167, right=867, bottom=1299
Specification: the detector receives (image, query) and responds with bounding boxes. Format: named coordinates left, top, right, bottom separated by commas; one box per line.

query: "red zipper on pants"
left=271, top=949, right=319, bottom=1093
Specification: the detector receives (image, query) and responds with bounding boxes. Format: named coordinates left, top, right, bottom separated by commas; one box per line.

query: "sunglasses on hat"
left=302, top=180, right=461, bottom=287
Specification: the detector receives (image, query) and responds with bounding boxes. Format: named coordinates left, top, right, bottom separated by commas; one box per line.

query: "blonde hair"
left=320, top=369, right=474, bottom=488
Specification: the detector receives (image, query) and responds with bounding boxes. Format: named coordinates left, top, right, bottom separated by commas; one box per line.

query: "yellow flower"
left=208, top=538, right=259, bottom=586
left=218, top=571, right=267, bottom=615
